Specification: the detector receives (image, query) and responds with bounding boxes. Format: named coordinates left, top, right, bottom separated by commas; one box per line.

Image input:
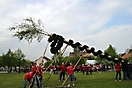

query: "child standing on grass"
left=115, top=62, right=122, bottom=81
left=49, top=64, right=54, bottom=74
left=81, top=64, right=85, bottom=75
left=85, top=64, right=89, bottom=75
left=67, top=63, right=75, bottom=87
left=58, top=62, right=66, bottom=82
left=90, top=64, right=93, bottom=74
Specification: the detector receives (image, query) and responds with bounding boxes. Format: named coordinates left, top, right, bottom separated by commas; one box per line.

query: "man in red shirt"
left=23, top=71, right=36, bottom=88
left=85, top=64, right=89, bottom=75
left=90, top=64, right=93, bottom=74
left=81, top=64, right=85, bottom=75
left=32, top=62, right=37, bottom=72
left=30, top=62, right=40, bottom=88
left=76, top=65, right=80, bottom=72
left=53, top=65, right=56, bottom=74
left=67, top=63, right=75, bottom=87
left=49, top=64, right=54, bottom=74
left=38, top=63, right=43, bottom=87
left=115, top=63, right=121, bottom=81
left=58, top=62, right=66, bottom=82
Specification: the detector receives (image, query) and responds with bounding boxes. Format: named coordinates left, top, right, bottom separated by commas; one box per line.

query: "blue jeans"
left=30, top=76, right=40, bottom=88
left=23, top=79, right=30, bottom=88
left=123, top=71, right=127, bottom=80
left=39, top=75, right=43, bottom=87
left=86, top=70, right=89, bottom=75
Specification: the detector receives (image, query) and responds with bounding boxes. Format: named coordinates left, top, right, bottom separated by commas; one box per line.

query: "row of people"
left=49, top=63, right=94, bottom=76
left=23, top=61, right=95, bottom=87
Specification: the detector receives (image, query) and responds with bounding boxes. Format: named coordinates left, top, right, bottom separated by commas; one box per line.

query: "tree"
left=104, top=44, right=118, bottom=57
left=8, top=17, right=48, bottom=43
left=1, top=49, right=17, bottom=73
left=2, top=49, right=15, bottom=67
left=14, top=48, right=26, bottom=73
left=0, top=56, right=3, bottom=67
left=104, top=44, right=119, bottom=70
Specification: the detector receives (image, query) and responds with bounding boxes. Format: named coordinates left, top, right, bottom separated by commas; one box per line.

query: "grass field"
left=0, top=71, right=131, bottom=88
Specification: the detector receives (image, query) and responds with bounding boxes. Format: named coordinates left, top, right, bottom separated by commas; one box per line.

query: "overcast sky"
left=0, top=0, right=132, bottom=61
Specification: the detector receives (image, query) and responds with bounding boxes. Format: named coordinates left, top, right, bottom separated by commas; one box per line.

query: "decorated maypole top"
left=8, top=17, right=123, bottom=63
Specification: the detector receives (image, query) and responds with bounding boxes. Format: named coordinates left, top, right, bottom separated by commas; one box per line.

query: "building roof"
left=35, top=56, right=51, bottom=61
left=69, top=51, right=90, bottom=58
left=121, top=53, right=132, bottom=59
left=43, top=56, right=51, bottom=61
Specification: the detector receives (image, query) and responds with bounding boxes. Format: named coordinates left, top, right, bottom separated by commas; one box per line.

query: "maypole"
left=8, top=17, right=125, bottom=87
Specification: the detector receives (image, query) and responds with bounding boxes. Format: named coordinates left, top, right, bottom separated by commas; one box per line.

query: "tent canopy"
left=86, top=60, right=96, bottom=65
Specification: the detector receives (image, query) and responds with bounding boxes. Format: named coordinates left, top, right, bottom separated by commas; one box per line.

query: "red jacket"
left=67, top=65, right=74, bottom=74
left=38, top=66, right=43, bottom=76
left=85, top=65, right=89, bottom=70
left=32, top=65, right=37, bottom=72
left=59, top=65, right=66, bottom=72
left=115, top=64, right=121, bottom=71
left=76, top=65, right=80, bottom=70
left=24, top=72, right=34, bottom=80
left=90, top=64, right=93, bottom=70
left=82, top=65, right=85, bottom=70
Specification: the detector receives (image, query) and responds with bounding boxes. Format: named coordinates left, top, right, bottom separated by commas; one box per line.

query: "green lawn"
left=0, top=71, right=131, bottom=88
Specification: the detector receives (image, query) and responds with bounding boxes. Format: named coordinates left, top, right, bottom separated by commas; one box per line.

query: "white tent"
left=85, top=60, right=96, bottom=65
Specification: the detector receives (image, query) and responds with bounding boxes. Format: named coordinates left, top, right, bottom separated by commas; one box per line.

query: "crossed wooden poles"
left=46, top=44, right=68, bottom=81
left=28, top=34, right=83, bottom=87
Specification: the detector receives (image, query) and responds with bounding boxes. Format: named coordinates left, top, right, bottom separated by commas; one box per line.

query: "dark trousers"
left=115, top=71, right=121, bottom=80
left=90, top=70, right=93, bottom=74
left=60, top=72, right=65, bottom=80
left=39, top=75, right=43, bottom=87
left=128, top=72, right=132, bottom=80
left=23, top=79, right=30, bottom=88
left=82, top=70, right=85, bottom=75
left=123, top=71, right=127, bottom=80
left=86, top=70, right=89, bottom=75
left=53, top=70, right=56, bottom=74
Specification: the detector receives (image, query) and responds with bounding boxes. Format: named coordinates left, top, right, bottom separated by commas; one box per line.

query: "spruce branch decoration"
left=8, top=17, right=49, bottom=43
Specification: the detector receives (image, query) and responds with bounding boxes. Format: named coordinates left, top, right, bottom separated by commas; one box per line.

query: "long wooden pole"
left=43, top=59, right=55, bottom=74
left=42, top=42, right=49, bottom=57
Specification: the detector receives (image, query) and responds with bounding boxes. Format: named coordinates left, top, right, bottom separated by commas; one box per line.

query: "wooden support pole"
left=43, top=59, right=55, bottom=74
